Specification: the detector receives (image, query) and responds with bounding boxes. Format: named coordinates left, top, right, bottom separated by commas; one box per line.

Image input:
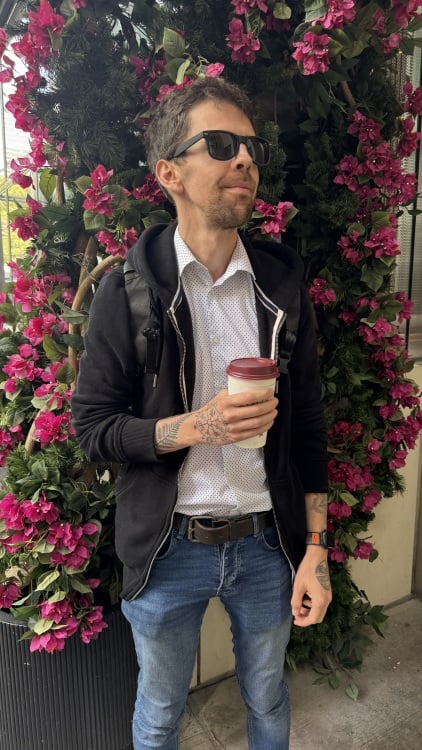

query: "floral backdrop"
left=0, top=0, right=421, bottom=695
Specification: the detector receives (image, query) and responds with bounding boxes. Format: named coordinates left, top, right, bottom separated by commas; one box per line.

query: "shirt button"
left=211, top=335, right=220, bottom=345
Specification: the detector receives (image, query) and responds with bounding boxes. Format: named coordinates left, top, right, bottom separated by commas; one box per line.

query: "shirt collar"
left=174, top=226, right=255, bottom=282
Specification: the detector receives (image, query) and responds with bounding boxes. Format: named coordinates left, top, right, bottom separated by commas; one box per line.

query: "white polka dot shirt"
left=174, top=227, right=272, bottom=517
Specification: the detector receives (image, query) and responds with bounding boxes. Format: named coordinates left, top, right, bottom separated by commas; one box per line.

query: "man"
left=72, top=76, right=331, bottom=750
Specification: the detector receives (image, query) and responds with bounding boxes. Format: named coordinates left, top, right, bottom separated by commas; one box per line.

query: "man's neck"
left=177, top=224, right=239, bottom=282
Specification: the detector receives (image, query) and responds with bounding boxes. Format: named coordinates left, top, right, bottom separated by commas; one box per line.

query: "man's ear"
left=155, top=159, right=183, bottom=198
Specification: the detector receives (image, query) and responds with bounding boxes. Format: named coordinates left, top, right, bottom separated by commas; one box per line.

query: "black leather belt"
left=172, top=511, right=274, bottom=544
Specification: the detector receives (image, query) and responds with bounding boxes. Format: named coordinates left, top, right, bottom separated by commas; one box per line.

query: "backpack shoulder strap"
left=278, top=288, right=300, bottom=375
left=123, top=259, right=161, bottom=383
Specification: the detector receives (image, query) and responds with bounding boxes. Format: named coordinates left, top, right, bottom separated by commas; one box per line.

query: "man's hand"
left=291, top=546, right=332, bottom=627
left=154, top=388, right=278, bottom=453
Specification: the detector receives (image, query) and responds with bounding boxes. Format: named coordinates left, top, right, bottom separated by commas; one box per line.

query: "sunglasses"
left=170, top=130, right=271, bottom=166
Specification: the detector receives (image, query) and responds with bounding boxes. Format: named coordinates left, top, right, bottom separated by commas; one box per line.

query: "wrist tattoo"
left=309, top=493, right=328, bottom=515
left=195, top=404, right=229, bottom=444
left=155, top=414, right=190, bottom=449
left=315, top=559, right=331, bottom=591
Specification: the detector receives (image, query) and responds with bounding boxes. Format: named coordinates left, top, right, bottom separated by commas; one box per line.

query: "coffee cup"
left=226, top=357, right=279, bottom=449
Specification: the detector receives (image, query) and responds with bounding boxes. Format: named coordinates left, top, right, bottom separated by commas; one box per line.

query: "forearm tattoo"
left=315, top=559, right=331, bottom=591
left=309, top=493, right=328, bottom=515
left=155, top=414, right=191, bottom=449
left=195, top=404, right=230, bottom=443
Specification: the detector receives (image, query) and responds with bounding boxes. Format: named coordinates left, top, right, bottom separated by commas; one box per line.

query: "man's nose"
left=233, top=143, right=254, bottom=167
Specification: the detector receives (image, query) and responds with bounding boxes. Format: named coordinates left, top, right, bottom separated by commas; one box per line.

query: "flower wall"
left=0, top=0, right=421, bottom=690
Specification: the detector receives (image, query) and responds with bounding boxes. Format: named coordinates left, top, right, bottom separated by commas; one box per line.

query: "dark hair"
left=145, top=77, right=255, bottom=173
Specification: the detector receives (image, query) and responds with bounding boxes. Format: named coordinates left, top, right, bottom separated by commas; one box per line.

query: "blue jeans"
left=121, top=515, right=293, bottom=750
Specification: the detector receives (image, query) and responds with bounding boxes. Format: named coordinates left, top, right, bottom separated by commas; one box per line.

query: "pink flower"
left=33, top=411, right=74, bottom=447
left=391, top=0, right=420, bottom=29
left=132, top=173, right=165, bottom=206
left=80, top=606, right=108, bottom=644
left=364, top=226, right=400, bottom=259
left=329, top=547, right=347, bottom=563
left=328, top=459, right=373, bottom=492
left=382, top=33, right=401, bottom=55
left=21, top=493, right=59, bottom=524
left=40, top=599, right=73, bottom=624
left=23, top=312, right=68, bottom=346
left=308, top=278, right=336, bottom=306
left=205, top=63, right=225, bottom=77
left=292, top=32, right=330, bottom=76
left=29, top=621, right=78, bottom=653
left=389, top=449, right=408, bottom=470
left=348, top=110, right=382, bottom=144
left=334, top=155, right=360, bottom=192
left=361, top=490, right=382, bottom=513
left=0, top=580, right=22, bottom=609
left=320, top=0, right=356, bottom=29
left=397, top=115, right=421, bottom=158
left=372, top=9, right=386, bottom=33
left=337, top=235, right=363, bottom=265
left=254, top=199, right=295, bottom=238
left=403, top=83, right=422, bottom=116
left=156, top=77, right=194, bottom=103
left=353, top=541, right=374, bottom=560
left=227, top=18, right=260, bottom=65
left=328, top=501, right=352, bottom=519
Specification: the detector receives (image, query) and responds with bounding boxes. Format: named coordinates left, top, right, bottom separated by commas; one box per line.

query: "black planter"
left=0, top=608, right=138, bottom=750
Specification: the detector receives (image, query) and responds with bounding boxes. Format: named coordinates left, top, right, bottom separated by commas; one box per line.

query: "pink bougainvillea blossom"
left=156, top=76, right=194, bottom=102
left=33, top=411, right=74, bottom=446
left=292, top=32, right=330, bottom=75
left=328, top=458, right=373, bottom=492
left=95, top=227, right=138, bottom=259
left=80, top=606, right=108, bottom=644
left=254, top=198, right=295, bottom=237
left=320, top=0, right=356, bottom=29
left=308, top=278, right=337, bottom=306
left=396, top=115, right=422, bottom=158
left=402, top=82, right=422, bottom=116
left=353, top=541, right=374, bottom=560
left=46, top=521, right=98, bottom=570
left=227, top=18, right=260, bottom=64
left=132, top=173, right=166, bottom=206
left=205, top=62, right=225, bottom=77
left=361, top=489, right=382, bottom=513
left=329, top=547, right=347, bottom=563
left=391, top=0, right=420, bottom=29
left=328, top=501, right=353, bottom=519
left=382, top=32, right=402, bottom=54
left=23, top=312, right=68, bottom=346
left=364, top=226, right=400, bottom=259
left=348, top=110, right=382, bottom=144
left=30, top=623, right=78, bottom=653
left=0, top=580, right=22, bottom=608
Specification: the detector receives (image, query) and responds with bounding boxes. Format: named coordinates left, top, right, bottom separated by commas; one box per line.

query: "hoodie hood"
left=126, top=222, right=305, bottom=314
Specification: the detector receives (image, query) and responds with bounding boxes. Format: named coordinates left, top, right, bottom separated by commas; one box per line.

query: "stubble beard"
left=205, top=195, right=255, bottom=230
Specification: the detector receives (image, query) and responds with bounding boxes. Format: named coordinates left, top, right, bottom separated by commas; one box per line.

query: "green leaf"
left=74, top=175, right=92, bottom=193
left=33, top=618, right=54, bottom=635
left=30, top=459, right=49, bottom=481
left=371, top=211, right=392, bottom=229
left=346, top=683, right=359, bottom=701
left=69, top=576, right=94, bottom=595
left=360, top=265, right=384, bottom=293
left=340, top=491, right=358, bottom=506
left=304, top=0, right=328, bottom=23
left=47, top=590, right=67, bottom=603
left=56, top=363, right=76, bottom=384
left=43, top=334, right=66, bottom=361
left=176, top=59, right=192, bottom=85
left=39, top=169, right=57, bottom=202
left=59, top=306, right=89, bottom=325
left=9, top=605, right=38, bottom=620
left=273, top=1, right=292, bottom=20
left=83, top=210, right=107, bottom=231
left=164, top=57, right=186, bottom=83
left=36, top=570, right=61, bottom=591
left=162, top=27, right=185, bottom=58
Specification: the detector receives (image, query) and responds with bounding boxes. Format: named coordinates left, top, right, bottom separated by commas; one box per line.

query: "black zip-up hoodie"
left=71, top=223, right=328, bottom=600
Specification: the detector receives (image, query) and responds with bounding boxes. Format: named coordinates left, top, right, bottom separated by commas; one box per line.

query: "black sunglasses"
left=170, top=130, right=271, bottom=166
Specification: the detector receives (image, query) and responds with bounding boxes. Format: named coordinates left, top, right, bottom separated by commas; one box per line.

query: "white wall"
left=350, top=364, right=422, bottom=605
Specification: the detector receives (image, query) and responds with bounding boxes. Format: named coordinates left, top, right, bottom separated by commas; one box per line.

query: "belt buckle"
left=187, top=516, right=231, bottom=542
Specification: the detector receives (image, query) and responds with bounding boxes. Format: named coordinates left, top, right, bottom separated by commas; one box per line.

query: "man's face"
left=170, top=100, right=260, bottom=231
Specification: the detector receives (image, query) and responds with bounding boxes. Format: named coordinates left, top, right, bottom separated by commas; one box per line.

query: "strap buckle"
left=187, top=516, right=231, bottom=542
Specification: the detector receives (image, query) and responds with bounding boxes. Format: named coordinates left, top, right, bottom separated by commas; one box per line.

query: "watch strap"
left=305, top=531, right=334, bottom=549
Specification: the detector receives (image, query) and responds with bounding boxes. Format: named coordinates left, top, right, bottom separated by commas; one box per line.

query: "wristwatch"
left=305, top=530, right=334, bottom=549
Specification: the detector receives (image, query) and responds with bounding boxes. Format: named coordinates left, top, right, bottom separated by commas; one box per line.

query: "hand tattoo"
left=315, top=559, right=331, bottom=591
left=155, top=414, right=190, bottom=449
left=195, top=404, right=229, bottom=444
